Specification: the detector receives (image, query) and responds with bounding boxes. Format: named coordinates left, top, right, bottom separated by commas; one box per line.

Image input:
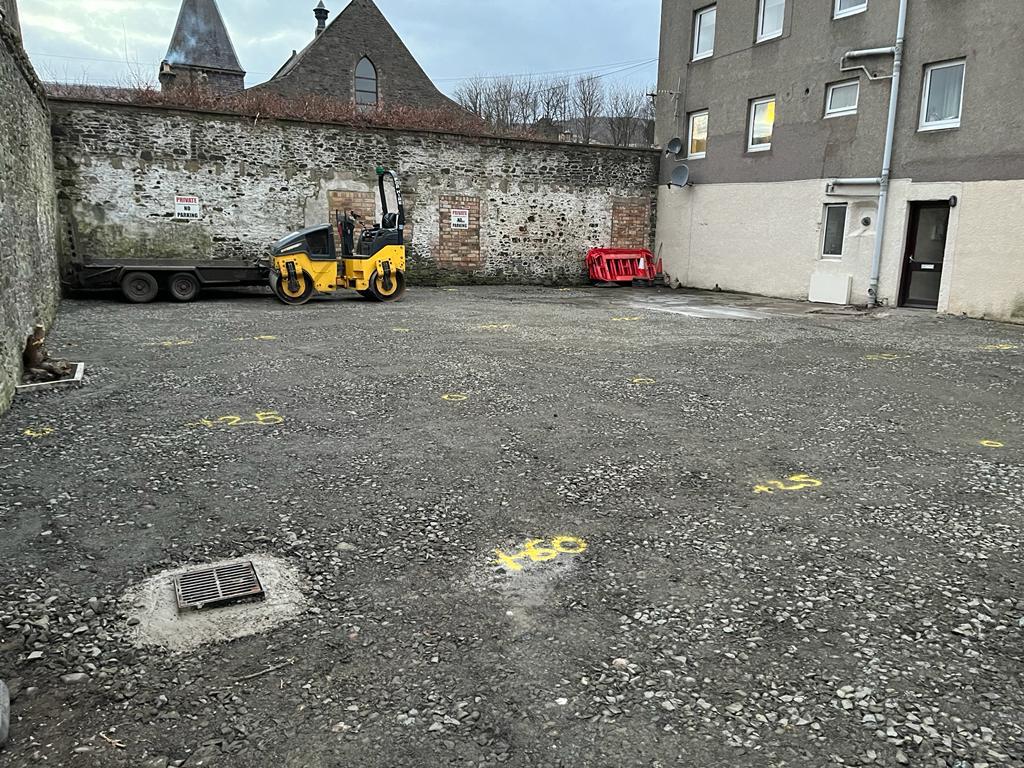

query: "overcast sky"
left=19, top=0, right=660, bottom=95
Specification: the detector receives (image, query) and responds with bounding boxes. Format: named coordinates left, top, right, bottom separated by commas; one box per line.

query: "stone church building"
left=160, top=0, right=454, bottom=109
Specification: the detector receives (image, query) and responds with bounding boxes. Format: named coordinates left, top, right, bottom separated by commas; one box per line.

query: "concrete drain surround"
left=122, top=554, right=307, bottom=652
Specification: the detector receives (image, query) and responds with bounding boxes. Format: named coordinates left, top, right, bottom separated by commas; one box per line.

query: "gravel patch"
left=0, top=286, right=1021, bottom=767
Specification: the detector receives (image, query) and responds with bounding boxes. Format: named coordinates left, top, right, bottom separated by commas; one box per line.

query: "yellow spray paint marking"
left=864, top=354, right=901, bottom=361
left=154, top=340, right=194, bottom=348
left=234, top=335, right=279, bottom=342
left=23, top=427, right=55, bottom=438
left=190, top=411, right=285, bottom=429
left=392, top=328, right=412, bottom=333
left=441, top=393, right=469, bottom=402
left=980, top=344, right=1018, bottom=351
left=557, top=288, right=573, bottom=292
left=494, top=536, right=588, bottom=572
left=631, top=377, right=657, bottom=385
left=611, top=317, right=642, bottom=323
left=753, top=474, right=823, bottom=495
left=478, top=324, right=515, bottom=331
left=979, top=440, right=1005, bottom=448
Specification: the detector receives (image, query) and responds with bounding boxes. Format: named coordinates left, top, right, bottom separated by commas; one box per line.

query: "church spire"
left=160, top=0, right=245, bottom=94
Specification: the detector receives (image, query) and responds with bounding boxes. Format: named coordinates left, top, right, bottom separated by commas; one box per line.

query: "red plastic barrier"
left=586, top=248, right=662, bottom=283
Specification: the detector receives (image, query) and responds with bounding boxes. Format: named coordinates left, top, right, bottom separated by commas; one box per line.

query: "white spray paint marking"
left=121, top=554, right=308, bottom=652
left=628, top=297, right=770, bottom=321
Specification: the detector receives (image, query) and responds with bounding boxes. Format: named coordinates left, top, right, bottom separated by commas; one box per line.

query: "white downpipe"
left=868, top=0, right=909, bottom=306
left=831, top=178, right=882, bottom=185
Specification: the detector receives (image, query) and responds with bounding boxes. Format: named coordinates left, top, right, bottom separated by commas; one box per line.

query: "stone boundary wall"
left=48, top=99, right=660, bottom=285
left=0, top=10, right=59, bottom=412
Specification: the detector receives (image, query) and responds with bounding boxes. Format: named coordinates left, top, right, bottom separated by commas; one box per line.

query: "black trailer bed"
left=64, top=260, right=269, bottom=303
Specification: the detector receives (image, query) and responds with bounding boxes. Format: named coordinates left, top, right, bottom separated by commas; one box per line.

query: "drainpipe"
left=865, top=0, right=909, bottom=306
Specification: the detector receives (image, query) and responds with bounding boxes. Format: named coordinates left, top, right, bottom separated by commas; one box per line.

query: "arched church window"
left=355, top=57, right=378, bottom=106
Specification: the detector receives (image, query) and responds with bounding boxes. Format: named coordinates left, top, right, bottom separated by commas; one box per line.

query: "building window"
left=687, top=111, right=709, bottom=158
left=920, top=59, right=965, bottom=131
left=355, top=57, right=378, bottom=106
left=757, top=0, right=785, bottom=42
left=834, top=0, right=867, bottom=19
left=822, top=204, right=848, bottom=258
left=693, top=5, right=716, bottom=61
left=825, top=80, right=860, bottom=117
left=748, top=97, right=775, bottom=152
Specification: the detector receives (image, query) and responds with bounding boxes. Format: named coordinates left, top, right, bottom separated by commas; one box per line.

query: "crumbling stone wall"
left=0, top=7, right=59, bottom=412
left=48, top=99, right=658, bottom=285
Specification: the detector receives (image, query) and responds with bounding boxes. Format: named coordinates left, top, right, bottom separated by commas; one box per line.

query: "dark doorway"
left=899, top=201, right=951, bottom=309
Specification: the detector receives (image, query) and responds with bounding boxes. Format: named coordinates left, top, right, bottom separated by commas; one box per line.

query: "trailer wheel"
left=121, top=272, right=159, bottom=304
left=169, top=272, right=201, bottom=303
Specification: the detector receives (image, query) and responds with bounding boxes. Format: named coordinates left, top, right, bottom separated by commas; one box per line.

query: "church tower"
left=159, top=0, right=245, bottom=94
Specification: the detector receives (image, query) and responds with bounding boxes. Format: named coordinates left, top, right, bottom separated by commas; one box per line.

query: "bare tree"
left=572, top=75, right=604, bottom=145
left=639, top=86, right=657, bottom=147
left=454, top=76, right=488, bottom=118
left=607, top=83, right=645, bottom=147
left=540, top=77, right=572, bottom=125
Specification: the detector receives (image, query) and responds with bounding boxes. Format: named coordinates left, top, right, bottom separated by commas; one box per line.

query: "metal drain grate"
left=174, top=561, right=265, bottom=612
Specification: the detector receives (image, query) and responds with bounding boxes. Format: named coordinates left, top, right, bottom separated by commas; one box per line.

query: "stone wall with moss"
left=49, top=99, right=659, bottom=286
left=0, top=9, right=59, bottom=412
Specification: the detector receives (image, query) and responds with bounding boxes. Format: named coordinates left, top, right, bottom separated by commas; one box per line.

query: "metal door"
left=899, top=202, right=950, bottom=309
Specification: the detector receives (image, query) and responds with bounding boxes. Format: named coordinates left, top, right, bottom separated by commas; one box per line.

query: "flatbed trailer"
left=61, top=213, right=268, bottom=303
left=65, top=259, right=269, bottom=303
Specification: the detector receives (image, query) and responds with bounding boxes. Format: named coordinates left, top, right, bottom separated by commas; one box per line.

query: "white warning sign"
left=450, top=209, right=470, bottom=230
left=174, top=195, right=201, bottom=220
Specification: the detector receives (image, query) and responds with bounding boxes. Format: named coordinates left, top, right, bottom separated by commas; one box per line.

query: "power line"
left=433, top=56, right=657, bottom=83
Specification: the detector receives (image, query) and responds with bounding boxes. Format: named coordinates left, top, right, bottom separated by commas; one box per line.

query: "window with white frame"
left=757, top=0, right=785, bottom=42
left=822, top=204, right=848, bottom=258
left=825, top=80, right=860, bottom=117
left=920, top=59, right=965, bottom=131
left=688, top=110, right=709, bottom=158
left=748, top=97, right=775, bottom=152
left=834, top=0, right=867, bottom=19
left=693, top=5, right=716, bottom=61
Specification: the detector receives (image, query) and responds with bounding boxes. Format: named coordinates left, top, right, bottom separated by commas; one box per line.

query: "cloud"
left=20, top=0, right=660, bottom=91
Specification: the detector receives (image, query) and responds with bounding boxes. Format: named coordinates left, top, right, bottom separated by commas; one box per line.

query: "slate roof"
left=165, top=0, right=244, bottom=74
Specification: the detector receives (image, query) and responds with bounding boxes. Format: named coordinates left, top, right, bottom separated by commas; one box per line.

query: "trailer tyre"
left=169, top=272, right=201, bottom=303
left=121, top=272, right=159, bottom=304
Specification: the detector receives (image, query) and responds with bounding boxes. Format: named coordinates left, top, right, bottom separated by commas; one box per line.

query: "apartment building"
left=655, top=0, right=1024, bottom=321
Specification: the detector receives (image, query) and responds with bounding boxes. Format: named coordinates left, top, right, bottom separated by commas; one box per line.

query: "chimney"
left=159, top=60, right=178, bottom=92
left=314, top=1, right=329, bottom=35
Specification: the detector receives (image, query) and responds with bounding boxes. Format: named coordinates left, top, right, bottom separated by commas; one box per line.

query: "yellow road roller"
left=270, top=167, right=408, bottom=305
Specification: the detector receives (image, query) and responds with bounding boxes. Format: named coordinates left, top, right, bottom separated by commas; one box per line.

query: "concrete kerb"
left=0, top=678, right=9, bottom=748
left=15, top=363, right=85, bottom=394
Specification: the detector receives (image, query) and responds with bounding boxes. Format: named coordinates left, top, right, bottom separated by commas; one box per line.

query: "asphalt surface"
left=1, top=285, right=1023, bottom=768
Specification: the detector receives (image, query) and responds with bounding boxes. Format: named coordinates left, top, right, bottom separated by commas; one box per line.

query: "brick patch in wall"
left=611, top=199, right=652, bottom=250
left=438, top=195, right=481, bottom=269
left=328, top=190, right=377, bottom=254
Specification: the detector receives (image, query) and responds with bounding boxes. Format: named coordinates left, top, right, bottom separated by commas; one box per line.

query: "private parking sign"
left=174, top=195, right=201, bottom=220
left=451, top=209, right=470, bottom=229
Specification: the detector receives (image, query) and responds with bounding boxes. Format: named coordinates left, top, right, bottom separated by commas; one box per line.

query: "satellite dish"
left=665, top=137, right=683, bottom=157
left=669, top=164, right=691, bottom=188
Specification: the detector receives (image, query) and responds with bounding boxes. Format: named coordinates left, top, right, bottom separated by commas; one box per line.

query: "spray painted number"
left=494, top=536, right=588, bottom=572
left=753, top=474, right=823, bottom=495
left=191, top=411, right=285, bottom=428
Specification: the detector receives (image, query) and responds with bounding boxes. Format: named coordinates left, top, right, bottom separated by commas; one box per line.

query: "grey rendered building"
left=655, top=0, right=1024, bottom=322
